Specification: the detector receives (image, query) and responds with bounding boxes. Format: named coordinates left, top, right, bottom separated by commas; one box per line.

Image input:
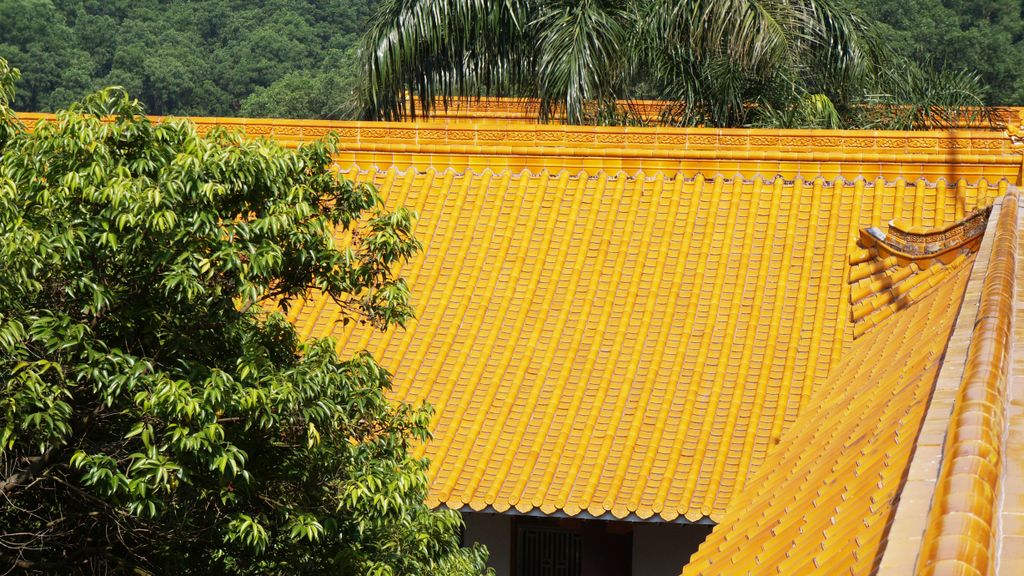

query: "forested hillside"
left=1, top=0, right=1023, bottom=118
left=0, top=0, right=373, bottom=117
left=846, top=0, right=1024, bottom=104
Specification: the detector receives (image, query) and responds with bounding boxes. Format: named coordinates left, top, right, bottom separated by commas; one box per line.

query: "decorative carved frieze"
left=1007, top=109, right=1024, bottom=149
left=861, top=207, right=990, bottom=260
left=848, top=205, right=990, bottom=337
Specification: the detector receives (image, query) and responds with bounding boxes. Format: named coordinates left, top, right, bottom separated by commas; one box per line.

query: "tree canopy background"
left=0, top=0, right=1022, bottom=119
left=845, top=0, right=1024, bottom=105
left=0, top=0, right=373, bottom=118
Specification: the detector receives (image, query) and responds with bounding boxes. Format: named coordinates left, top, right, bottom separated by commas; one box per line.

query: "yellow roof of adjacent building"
left=348, top=96, right=1024, bottom=130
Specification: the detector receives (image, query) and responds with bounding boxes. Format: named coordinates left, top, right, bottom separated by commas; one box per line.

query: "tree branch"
left=0, top=449, right=63, bottom=496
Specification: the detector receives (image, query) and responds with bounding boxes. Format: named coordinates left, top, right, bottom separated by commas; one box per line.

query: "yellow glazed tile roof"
left=873, top=198, right=1004, bottom=576
left=997, top=190, right=1024, bottom=576
left=681, top=253, right=975, bottom=575
left=285, top=168, right=1006, bottom=522
left=915, top=190, right=1019, bottom=576
left=848, top=207, right=990, bottom=339
left=684, top=187, right=1024, bottom=575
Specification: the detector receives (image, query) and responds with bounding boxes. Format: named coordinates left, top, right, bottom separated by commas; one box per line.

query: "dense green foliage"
left=0, top=0, right=373, bottom=117
left=0, top=58, right=490, bottom=575
left=845, top=0, right=1024, bottom=105
left=0, top=0, right=1021, bottom=124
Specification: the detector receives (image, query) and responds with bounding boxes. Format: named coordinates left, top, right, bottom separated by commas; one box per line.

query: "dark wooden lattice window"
left=517, top=525, right=581, bottom=576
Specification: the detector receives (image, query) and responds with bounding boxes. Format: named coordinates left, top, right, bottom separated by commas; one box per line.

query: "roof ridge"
left=914, top=188, right=1019, bottom=575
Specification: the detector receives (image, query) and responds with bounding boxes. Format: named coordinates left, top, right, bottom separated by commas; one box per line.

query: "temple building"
left=23, top=105, right=1024, bottom=575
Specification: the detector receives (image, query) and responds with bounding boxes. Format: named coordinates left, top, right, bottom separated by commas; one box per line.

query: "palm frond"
left=651, top=0, right=795, bottom=74
left=533, top=0, right=627, bottom=123
left=793, top=0, right=878, bottom=102
left=858, top=62, right=989, bottom=130
left=754, top=92, right=841, bottom=128
left=359, top=0, right=533, bottom=120
left=357, top=0, right=985, bottom=130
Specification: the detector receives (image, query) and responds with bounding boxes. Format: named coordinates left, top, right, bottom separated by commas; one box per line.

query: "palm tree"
left=358, top=0, right=880, bottom=126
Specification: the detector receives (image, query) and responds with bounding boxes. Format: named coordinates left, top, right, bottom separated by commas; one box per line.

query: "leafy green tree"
left=0, top=60, right=19, bottom=147
left=4, top=0, right=1012, bottom=123
left=240, top=65, right=360, bottom=120
left=0, top=59, right=490, bottom=575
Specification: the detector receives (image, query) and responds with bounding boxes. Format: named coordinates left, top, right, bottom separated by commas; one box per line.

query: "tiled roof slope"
left=683, top=188, right=1024, bottom=575
left=681, top=255, right=974, bottom=574
left=286, top=168, right=1006, bottom=522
